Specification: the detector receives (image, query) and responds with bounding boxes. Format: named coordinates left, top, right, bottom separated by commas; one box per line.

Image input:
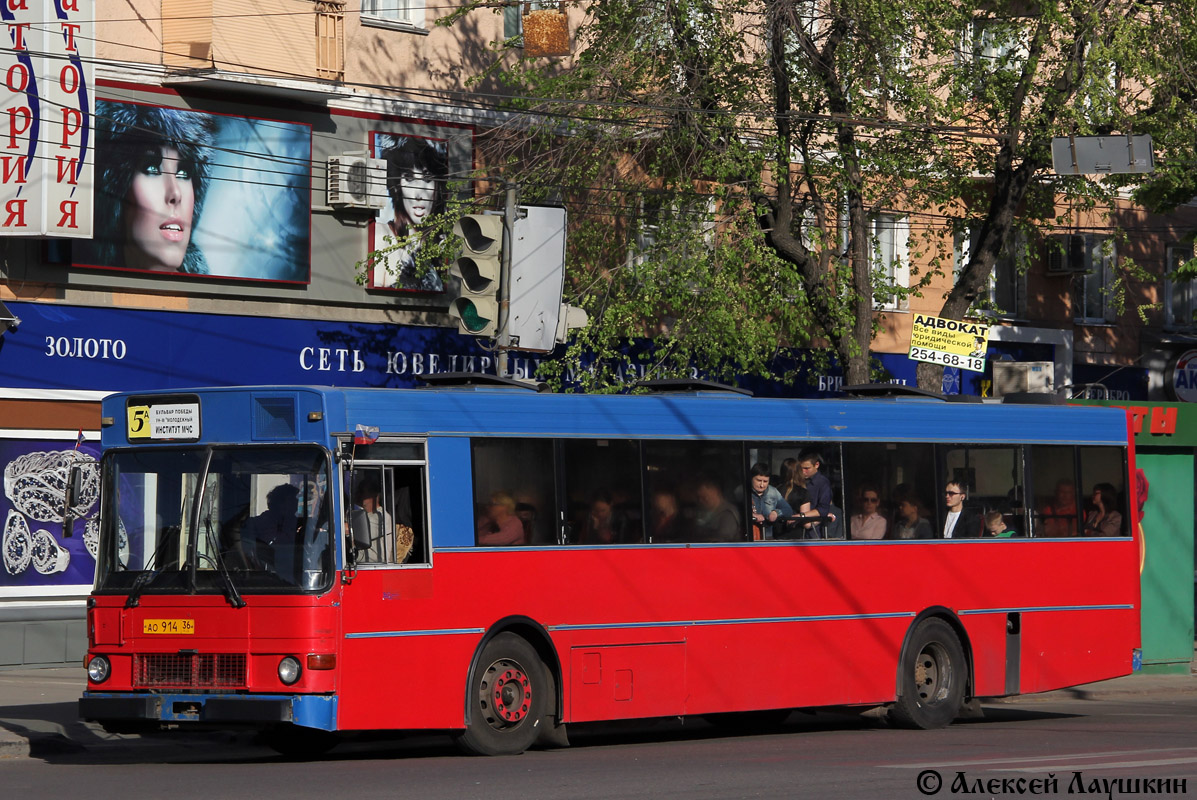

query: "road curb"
left=991, top=672, right=1197, bottom=704
left=0, top=729, right=30, bottom=760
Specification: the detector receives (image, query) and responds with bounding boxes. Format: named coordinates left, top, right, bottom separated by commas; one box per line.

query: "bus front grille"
left=133, top=653, right=247, bottom=689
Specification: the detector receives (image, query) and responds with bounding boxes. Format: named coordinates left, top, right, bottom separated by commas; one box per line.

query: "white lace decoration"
left=3, top=509, right=33, bottom=575
left=3, top=450, right=100, bottom=522
left=31, top=529, right=70, bottom=575
left=83, top=517, right=127, bottom=564
left=83, top=517, right=99, bottom=560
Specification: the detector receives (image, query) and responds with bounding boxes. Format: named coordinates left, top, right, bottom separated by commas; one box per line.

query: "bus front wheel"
left=889, top=618, right=966, bottom=730
left=455, top=632, right=547, bottom=756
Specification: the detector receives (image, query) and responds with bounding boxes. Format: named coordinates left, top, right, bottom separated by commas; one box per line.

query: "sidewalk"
left=0, top=667, right=91, bottom=760
left=2, top=665, right=1196, bottom=760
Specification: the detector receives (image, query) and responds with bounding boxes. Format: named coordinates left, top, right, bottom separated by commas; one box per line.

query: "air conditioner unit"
left=1045, top=233, right=1089, bottom=275
left=327, top=153, right=386, bottom=210
left=992, top=361, right=1054, bottom=396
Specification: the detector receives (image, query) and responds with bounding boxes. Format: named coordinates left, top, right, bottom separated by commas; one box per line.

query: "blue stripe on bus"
left=546, top=612, right=917, bottom=632
left=345, top=627, right=486, bottom=639
left=343, top=604, right=1131, bottom=639
left=959, top=604, right=1134, bottom=615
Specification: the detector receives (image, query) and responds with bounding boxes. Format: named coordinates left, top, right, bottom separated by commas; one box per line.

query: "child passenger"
left=985, top=510, right=1013, bottom=538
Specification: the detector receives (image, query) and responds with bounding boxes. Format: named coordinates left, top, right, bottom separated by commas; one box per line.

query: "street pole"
left=497, top=183, right=517, bottom=378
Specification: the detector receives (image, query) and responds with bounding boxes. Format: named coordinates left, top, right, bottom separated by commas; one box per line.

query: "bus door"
left=336, top=439, right=435, bottom=728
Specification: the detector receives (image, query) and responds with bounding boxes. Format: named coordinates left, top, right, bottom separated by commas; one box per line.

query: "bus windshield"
left=95, top=446, right=333, bottom=595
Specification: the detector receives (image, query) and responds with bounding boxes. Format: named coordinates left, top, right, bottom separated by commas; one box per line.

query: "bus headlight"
left=87, top=655, right=110, bottom=684
left=278, top=656, right=302, bottom=685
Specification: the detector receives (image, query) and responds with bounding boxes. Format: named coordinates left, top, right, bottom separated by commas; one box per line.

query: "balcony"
left=162, top=0, right=343, bottom=82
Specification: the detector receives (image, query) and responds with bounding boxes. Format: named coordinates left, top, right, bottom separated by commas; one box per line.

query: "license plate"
left=142, top=619, right=195, bottom=635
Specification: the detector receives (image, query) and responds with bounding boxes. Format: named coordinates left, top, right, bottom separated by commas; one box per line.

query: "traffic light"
left=507, top=206, right=567, bottom=352
left=448, top=213, right=503, bottom=337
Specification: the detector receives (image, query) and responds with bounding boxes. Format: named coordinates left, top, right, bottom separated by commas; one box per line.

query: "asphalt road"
left=3, top=669, right=1197, bottom=799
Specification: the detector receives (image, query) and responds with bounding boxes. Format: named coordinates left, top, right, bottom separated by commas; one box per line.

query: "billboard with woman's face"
left=73, top=100, right=312, bottom=283
left=369, top=127, right=472, bottom=292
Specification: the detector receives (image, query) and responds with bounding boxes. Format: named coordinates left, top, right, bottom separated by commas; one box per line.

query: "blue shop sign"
left=0, top=301, right=1014, bottom=398
left=0, top=302, right=502, bottom=391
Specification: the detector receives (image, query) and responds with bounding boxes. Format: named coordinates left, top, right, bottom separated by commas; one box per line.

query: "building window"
left=627, top=194, right=715, bottom=270
left=953, top=225, right=1026, bottom=318
left=504, top=1, right=555, bottom=40
left=871, top=214, right=909, bottom=310
left=362, top=0, right=425, bottom=29
left=1165, top=244, right=1197, bottom=331
left=1070, top=234, right=1116, bottom=324
left=963, top=17, right=1029, bottom=71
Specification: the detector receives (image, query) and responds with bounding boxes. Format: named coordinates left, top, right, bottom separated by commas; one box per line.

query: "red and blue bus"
left=79, top=381, right=1141, bottom=755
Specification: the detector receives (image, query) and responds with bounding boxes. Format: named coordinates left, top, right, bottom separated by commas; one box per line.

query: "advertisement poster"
left=0, top=0, right=95, bottom=237
left=368, top=127, right=472, bottom=292
left=908, top=314, right=991, bottom=374
left=73, top=99, right=311, bottom=282
left=1, top=436, right=100, bottom=592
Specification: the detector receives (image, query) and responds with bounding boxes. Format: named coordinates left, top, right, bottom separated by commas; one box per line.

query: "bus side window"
left=471, top=438, right=555, bottom=546
left=939, top=444, right=1025, bottom=538
left=392, top=465, right=427, bottom=562
left=1078, top=446, right=1127, bottom=537
left=1030, top=445, right=1079, bottom=538
left=563, top=439, right=643, bottom=545
left=643, top=441, right=744, bottom=543
left=842, top=442, right=936, bottom=541
left=346, top=465, right=428, bottom=565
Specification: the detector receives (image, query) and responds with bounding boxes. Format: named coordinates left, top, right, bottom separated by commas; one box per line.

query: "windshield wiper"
left=201, top=513, right=246, bottom=609
left=185, top=449, right=215, bottom=594
left=124, top=526, right=177, bottom=609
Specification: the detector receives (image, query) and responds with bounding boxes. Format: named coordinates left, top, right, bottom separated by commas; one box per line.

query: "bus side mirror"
left=62, top=466, right=83, bottom=538
left=349, top=508, right=372, bottom=555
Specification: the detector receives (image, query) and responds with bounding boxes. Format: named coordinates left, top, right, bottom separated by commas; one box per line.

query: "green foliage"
left=429, top=0, right=1197, bottom=392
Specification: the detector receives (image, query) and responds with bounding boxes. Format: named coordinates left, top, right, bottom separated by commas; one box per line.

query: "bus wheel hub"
left=489, top=665, right=532, bottom=724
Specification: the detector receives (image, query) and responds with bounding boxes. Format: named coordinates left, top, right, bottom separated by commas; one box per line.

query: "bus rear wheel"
left=454, top=632, right=547, bottom=756
left=889, top=617, right=966, bottom=730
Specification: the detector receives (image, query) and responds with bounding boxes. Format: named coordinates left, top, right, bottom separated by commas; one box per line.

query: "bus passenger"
left=1083, top=483, right=1122, bottom=536
left=849, top=484, right=886, bottom=540
left=694, top=477, right=740, bottom=542
left=985, top=510, right=1013, bottom=538
left=477, top=491, right=526, bottom=546
left=351, top=475, right=395, bottom=563
left=1040, top=480, right=1078, bottom=537
left=778, top=458, right=809, bottom=511
left=942, top=481, right=982, bottom=538
left=892, top=492, right=932, bottom=539
left=649, top=489, right=682, bottom=542
left=515, top=502, right=537, bottom=543
left=749, top=462, right=793, bottom=539
left=798, top=449, right=834, bottom=538
left=582, top=493, right=623, bottom=544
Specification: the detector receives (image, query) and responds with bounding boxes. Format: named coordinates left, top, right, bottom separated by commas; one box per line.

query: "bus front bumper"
left=79, top=692, right=337, bottom=730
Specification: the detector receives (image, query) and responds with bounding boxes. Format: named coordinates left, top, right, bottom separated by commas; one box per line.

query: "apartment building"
left=0, top=0, right=544, bottom=665
left=1, top=1, right=1195, bottom=664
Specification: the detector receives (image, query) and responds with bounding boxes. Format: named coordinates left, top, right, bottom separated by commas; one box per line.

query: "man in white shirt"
left=351, top=475, right=394, bottom=563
